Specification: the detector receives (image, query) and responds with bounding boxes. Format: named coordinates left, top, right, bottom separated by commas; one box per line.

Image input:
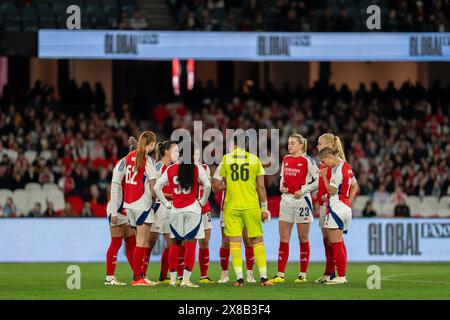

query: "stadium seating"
left=0, top=189, right=13, bottom=206
left=42, top=183, right=59, bottom=193
left=25, top=183, right=42, bottom=192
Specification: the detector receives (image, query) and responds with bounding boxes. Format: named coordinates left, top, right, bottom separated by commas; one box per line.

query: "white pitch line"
left=381, top=273, right=450, bottom=285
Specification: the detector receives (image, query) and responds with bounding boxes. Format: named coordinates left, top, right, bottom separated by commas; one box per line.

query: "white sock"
left=170, top=271, right=178, bottom=283
left=183, top=269, right=191, bottom=282
left=259, top=268, right=267, bottom=279
left=299, top=272, right=306, bottom=278
left=234, top=267, right=243, bottom=280
left=277, top=272, right=285, bottom=278
left=105, top=275, right=115, bottom=281
left=247, top=270, right=254, bottom=275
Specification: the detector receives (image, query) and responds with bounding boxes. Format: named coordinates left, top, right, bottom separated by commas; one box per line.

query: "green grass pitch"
left=0, top=262, right=449, bottom=300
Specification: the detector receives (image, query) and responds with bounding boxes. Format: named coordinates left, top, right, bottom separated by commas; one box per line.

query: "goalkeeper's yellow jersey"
left=219, top=148, right=265, bottom=210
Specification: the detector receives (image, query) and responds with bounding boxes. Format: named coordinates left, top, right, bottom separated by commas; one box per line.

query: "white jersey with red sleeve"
left=119, top=150, right=158, bottom=211
left=329, top=161, right=357, bottom=208
left=212, top=162, right=226, bottom=212
left=106, top=157, right=128, bottom=225
left=280, top=154, right=319, bottom=195
left=155, top=163, right=210, bottom=209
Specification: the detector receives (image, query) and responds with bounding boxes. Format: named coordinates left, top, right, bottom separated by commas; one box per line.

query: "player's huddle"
left=104, top=130, right=358, bottom=288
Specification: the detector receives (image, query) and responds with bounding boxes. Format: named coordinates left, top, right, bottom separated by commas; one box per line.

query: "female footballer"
left=104, top=140, right=137, bottom=286
left=113, top=130, right=159, bottom=286
left=315, top=133, right=347, bottom=284
left=318, top=147, right=358, bottom=284
left=154, top=142, right=211, bottom=288
left=271, top=134, right=319, bottom=283
left=148, top=140, right=179, bottom=283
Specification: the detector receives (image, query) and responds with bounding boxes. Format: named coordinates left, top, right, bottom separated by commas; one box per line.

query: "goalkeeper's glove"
left=261, top=201, right=271, bottom=223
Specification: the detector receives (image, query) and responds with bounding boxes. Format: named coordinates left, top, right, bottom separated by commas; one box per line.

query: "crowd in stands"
left=169, top=0, right=450, bottom=32
left=0, top=76, right=449, bottom=217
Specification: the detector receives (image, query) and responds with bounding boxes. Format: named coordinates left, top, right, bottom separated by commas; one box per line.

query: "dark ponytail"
left=177, top=142, right=196, bottom=190
left=156, top=140, right=177, bottom=161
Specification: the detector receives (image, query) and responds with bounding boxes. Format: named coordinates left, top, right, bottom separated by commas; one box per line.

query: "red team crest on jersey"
left=166, top=164, right=200, bottom=209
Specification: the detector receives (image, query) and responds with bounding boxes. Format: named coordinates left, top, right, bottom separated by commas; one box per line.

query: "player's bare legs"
left=325, top=228, right=347, bottom=284
left=131, top=223, right=156, bottom=286
left=218, top=227, right=230, bottom=283
left=271, top=220, right=294, bottom=282
left=242, top=228, right=256, bottom=282
left=199, top=229, right=213, bottom=283
left=105, top=224, right=134, bottom=285
left=295, top=223, right=310, bottom=282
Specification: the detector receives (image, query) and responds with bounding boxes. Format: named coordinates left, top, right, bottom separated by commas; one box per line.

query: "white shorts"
left=126, top=208, right=155, bottom=228
left=202, top=212, right=213, bottom=230
left=319, top=205, right=327, bottom=228
left=169, top=202, right=205, bottom=240
left=324, top=202, right=352, bottom=234
left=279, top=194, right=313, bottom=224
left=220, top=211, right=225, bottom=228
left=151, top=202, right=170, bottom=234
left=107, top=212, right=129, bottom=227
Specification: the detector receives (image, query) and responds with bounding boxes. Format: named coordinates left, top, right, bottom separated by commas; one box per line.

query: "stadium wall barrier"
left=38, top=30, right=450, bottom=61
left=0, top=218, right=449, bottom=263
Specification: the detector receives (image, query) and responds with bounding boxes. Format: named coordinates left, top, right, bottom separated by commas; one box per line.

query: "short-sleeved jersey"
left=155, top=161, right=171, bottom=195
left=281, top=154, right=318, bottom=194
left=317, top=162, right=332, bottom=206
left=219, top=148, right=265, bottom=210
left=116, top=150, right=158, bottom=211
left=200, top=164, right=211, bottom=214
left=160, top=163, right=209, bottom=209
left=329, top=161, right=357, bottom=208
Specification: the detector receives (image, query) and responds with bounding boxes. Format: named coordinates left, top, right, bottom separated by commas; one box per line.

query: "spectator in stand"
left=390, top=185, right=408, bottom=206
left=43, top=202, right=56, bottom=217
left=81, top=202, right=93, bottom=217
left=373, top=184, right=390, bottom=205
left=28, top=202, right=42, bottom=218
left=362, top=200, right=377, bottom=218
left=114, top=10, right=129, bottom=30
left=394, top=198, right=411, bottom=218
left=64, top=202, right=78, bottom=217
left=129, top=10, right=148, bottom=30
left=2, top=197, right=17, bottom=218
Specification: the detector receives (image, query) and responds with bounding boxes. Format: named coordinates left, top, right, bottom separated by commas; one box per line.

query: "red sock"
left=277, top=242, right=289, bottom=274
left=184, top=241, right=197, bottom=272
left=324, top=238, right=335, bottom=275
left=141, top=247, right=151, bottom=278
left=219, top=246, right=230, bottom=271
left=132, top=246, right=146, bottom=281
left=343, top=240, right=347, bottom=260
left=177, top=245, right=186, bottom=277
left=124, top=235, right=136, bottom=271
left=300, top=241, right=310, bottom=273
left=198, top=248, right=209, bottom=277
left=331, top=241, right=347, bottom=277
left=169, top=243, right=182, bottom=273
left=159, top=247, right=170, bottom=280
left=106, top=237, right=123, bottom=276
left=245, top=246, right=254, bottom=271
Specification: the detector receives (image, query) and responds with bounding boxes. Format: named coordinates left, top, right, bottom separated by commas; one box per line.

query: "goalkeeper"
left=214, top=130, right=274, bottom=287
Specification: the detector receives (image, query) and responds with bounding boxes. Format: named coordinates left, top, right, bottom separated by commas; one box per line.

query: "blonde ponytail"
left=318, top=133, right=346, bottom=161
